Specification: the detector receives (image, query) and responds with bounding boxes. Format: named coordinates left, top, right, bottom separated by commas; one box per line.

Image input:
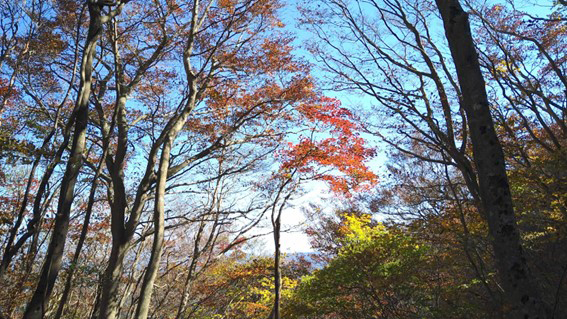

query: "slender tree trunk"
left=175, top=221, right=206, bottom=319
left=89, top=279, right=102, bottom=319
left=271, top=212, right=281, bottom=319
left=0, top=110, right=70, bottom=278
left=97, top=136, right=152, bottom=319
left=132, top=70, right=199, bottom=316
left=133, top=139, right=171, bottom=319
left=0, top=0, right=83, bottom=276
left=99, top=1, right=201, bottom=316
left=23, top=4, right=103, bottom=318
left=97, top=79, right=131, bottom=319
left=435, top=0, right=548, bottom=317
left=0, top=151, right=41, bottom=276
left=98, top=77, right=198, bottom=319
left=53, top=145, right=109, bottom=319
left=269, top=182, right=293, bottom=319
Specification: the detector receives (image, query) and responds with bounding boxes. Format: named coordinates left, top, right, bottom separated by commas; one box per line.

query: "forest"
left=0, top=0, right=565, bottom=318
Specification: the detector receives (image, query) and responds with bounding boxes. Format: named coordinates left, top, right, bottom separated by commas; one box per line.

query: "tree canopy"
left=0, top=0, right=565, bottom=318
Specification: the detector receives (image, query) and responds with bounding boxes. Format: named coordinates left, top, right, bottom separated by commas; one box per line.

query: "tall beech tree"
left=299, top=0, right=559, bottom=317
left=436, top=0, right=548, bottom=317
left=24, top=1, right=130, bottom=318
left=91, top=1, right=293, bottom=317
left=472, top=3, right=567, bottom=231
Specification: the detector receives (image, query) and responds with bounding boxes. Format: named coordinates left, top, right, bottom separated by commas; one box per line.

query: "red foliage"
left=279, top=97, right=377, bottom=196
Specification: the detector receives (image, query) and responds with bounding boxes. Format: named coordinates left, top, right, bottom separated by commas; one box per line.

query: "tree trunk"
left=97, top=232, right=129, bottom=319
left=133, top=139, right=170, bottom=319
left=271, top=213, right=281, bottom=319
left=98, top=2, right=201, bottom=316
left=435, top=0, right=548, bottom=317
left=175, top=220, right=206, bottom=319
left=269, top=184, right=293, bottom=319
left=23, top=4, right=103, bottom=318
left=53, top=145, right=109, bottom=319
left=0, top=150, right=41, bottom=276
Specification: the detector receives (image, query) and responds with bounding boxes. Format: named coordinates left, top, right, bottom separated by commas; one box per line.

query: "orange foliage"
left=279, top=97, right=377, bottom=196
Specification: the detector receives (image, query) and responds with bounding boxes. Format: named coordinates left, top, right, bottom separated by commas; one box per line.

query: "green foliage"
left=289, top=214, right=432, bottom=319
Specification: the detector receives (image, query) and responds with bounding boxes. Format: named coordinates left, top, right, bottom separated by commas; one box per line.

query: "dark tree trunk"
left=269, top=184, right=293, bottom=319
left=53, top=145, right=109, bottom=319
left=23, top=4, right=104, bottom=318
left=97, top=238, right=129, bottom=319
left=435, top=0, right=549, bottom=317
left=272, top=213, right=281, bottom=319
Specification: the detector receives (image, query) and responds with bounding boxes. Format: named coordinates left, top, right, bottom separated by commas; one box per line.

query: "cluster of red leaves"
left=279, top=97, right=377, bottom=196
left=296, top=96, right=356, bottom=135
left=0, top=78, right=19, bottom=108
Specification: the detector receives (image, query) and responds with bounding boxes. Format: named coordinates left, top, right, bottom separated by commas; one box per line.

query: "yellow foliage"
left=340, top=213, right=385, bottom=241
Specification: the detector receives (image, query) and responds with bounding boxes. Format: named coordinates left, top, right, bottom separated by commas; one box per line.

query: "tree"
left=435, top=0, right=548, bottom=316
left=23, top=2, right=131, bottom=318
left=291, top=214, right=432, bottom=319
left=263, top=93, right=377, bottom=318
left=299, top=0, right=555, bottom=316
